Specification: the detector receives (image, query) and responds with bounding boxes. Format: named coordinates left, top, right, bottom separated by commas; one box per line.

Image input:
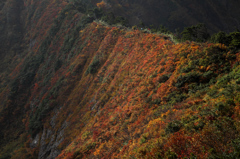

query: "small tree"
left=181, top=23, right=210, bottom=42
left=210, top=31, right=231, bottom=46
left=229, top=32, right=240, bottom=49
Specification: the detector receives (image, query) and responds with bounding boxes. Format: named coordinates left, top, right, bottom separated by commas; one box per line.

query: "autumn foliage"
left=1, top=0, right=240, bottom=158
left=97, top=1, right=107, bottom=9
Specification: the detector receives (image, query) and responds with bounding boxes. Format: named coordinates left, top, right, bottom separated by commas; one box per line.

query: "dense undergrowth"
left=1, top=0, right=240, bottom=159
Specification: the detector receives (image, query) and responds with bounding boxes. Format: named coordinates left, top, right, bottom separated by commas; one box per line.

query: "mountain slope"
left=103, top=0, right=240, bottom=33
left=1, top=0, right=240, bottom=159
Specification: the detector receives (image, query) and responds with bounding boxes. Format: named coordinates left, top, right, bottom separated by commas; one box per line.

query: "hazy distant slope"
left=0, top=0, right=25, bottom=73
left=103, top=0, right=240, bottom=33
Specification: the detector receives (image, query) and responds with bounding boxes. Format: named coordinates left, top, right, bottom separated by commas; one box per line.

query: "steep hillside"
left=1, top=0, right=240, bottom=159
left=0, top=0, right=25, bottom=73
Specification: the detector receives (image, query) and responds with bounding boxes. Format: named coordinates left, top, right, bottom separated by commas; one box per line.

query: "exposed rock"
left=30, top=133, right=40, bottom=148
left=38, top=114, right=67, bottom=159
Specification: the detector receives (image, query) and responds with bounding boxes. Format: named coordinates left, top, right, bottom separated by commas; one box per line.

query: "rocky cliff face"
left=1, top=0, right=240, bottom=158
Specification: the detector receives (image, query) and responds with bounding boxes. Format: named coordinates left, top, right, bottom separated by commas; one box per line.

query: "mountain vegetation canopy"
left=0, top=0, right=240, bottom=158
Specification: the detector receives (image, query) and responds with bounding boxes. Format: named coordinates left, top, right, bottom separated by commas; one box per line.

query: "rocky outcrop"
left=38, top=120, right=67, bottom=159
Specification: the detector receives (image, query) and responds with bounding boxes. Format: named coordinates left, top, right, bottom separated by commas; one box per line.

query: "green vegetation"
left=86, top=55, right=100, bottom=74
left=181, top=23, right=210, bottom=42
left=165, top=120, right=182, bottom=134
left=210, top=31, right=240, bottom=50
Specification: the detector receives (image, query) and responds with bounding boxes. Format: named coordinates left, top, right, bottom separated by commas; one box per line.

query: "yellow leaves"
left=96, top=1, right=107, bottom=9
left=147, top=118, right=163, bottom=128
left=94, top=140, right=116, bottom=156
left=198, top=65, right=206, bottom=71
left=117, top=3, right=123, bottom=8
left=95, top=24, right=100, bottom=29
left=81, top=131, right=91, bottom=140
left=191, top=137, right=195, bottom=142
left=191, top=43, right=200, bottom=52
left=161, top=109, right=175, bottom=118
left=94, top=148, right=101, bottom=156
left=215, top=43, right=227, bottom=50
left=206, top=65, right=211, bottom=71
